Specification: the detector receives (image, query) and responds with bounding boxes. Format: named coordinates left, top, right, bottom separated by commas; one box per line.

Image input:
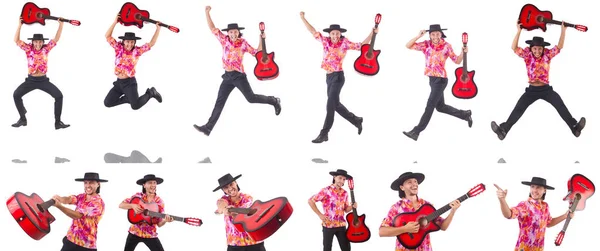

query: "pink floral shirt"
left=515, top=46, right=560, bottom=84
left=124, top=192, right=165, bottom=238
left=17, top=40, right=57, bottom=75
left=411, top=39, right=459, bottom=78
left=314, top=32, right=362, bottom=72
left=380, top=198, right=445, bottom=251
left=219, top=193, right=261, bottom=246
left=310, top=184, right=350, bottom=228
left=212, top=28, right=258, bottom=73
left=65, top=193, right=105, bottom=249
left=509, top=198, right=553, bottom=251
left=107, top=37, right=151, bottom=78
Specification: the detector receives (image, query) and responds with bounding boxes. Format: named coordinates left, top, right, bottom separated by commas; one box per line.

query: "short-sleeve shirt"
left=509, top=197, right=553, bottom=251
left=310, top=185, right=350, bottom=228
left=410, top=39, right=458, bottom=78
left=514, top=46, right=561, bottom=84
left=218, top=193, right=262, bottom=246
left=314, top=32, right=361, bottom=72
left=108, top=37, right=151, bottom=77
left=17, top=40, right=57, bottom=75
left=65, top=193, right=105, bottom=249
left=212, top=28, right=258, bottom=73
left=124, top=192, right=165, bottom=238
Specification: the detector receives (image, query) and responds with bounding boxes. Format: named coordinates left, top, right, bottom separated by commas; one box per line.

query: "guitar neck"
left=37, top=199, right=55, bottom=212
left=260, top=32, right=267, bottom=60
left=544, top=18, right=576, bottom=28
left=228, top=208, right=255, bottom=215
left=349, top=189, right=358, bottom=217
left=140, top=17, right=167, bottom=28
left=146, top=211, right=185, bottom=222
left=462, top=42, right=468, bottom=72
left=560, top=195, right=581, bottom=231
left=426, top=194, right=469, bottom=221
left=367, top=24, right=379, bottom=54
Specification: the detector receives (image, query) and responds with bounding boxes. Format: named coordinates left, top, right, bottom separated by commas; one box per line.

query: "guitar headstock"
left=348, top=178, right=355, bottom=190
left=575, top=25, right=588, bottom=32
left=184, top=217, right=203, bottom=226
left=467, top=183, right=486, bottom=197
left=462, top=32, right=468, bottom=45
left=259, top=22, right=265, bottom=32
left=69, top=20, right=81, bottom=26
left=555, top=231, right=565, bottom=246
left=374, top=13, right=382, bottom=24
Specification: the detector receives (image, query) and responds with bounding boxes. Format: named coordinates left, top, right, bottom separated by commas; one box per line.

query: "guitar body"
left=392, top=204, right=441, bottom=249
left=452, top=67, right=478, bottom=99
left=254, top=51, right=279, bottom=80
left=127, top=197, right=160, bottom=225
left=21, top=2, right=51, bottom=25
left=354, top=44, right=381, bottom=76
left=6, top=192, right=56, bottom=240
left=119, top=2, right=150, bottom=29
left=519, top=4, right=553, bottom=32
left=345, top=213, right=371, bottom=243
left=232, top=197, right=293, bottom=242
left=563, top=174, right=595, bottom=211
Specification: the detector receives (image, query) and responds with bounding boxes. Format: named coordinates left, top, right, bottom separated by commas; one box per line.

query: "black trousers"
left=60, top=236, right=95, bottom=251
left=323, top=226, right=350, bottom=251
left=321, top=71, right=361, bottom=133
left=204, top=71, right=276, bottom=130
left=104, top=77, right=151, bottom=110
left=123, top=233, right=165, bottom=251
left=499, top=85, right=577, bottom=132
left=413, top=76, right=468, bottom=132
left=226, top=242, right=266, bottom=251
left=13, top=75, right=63, bottom=120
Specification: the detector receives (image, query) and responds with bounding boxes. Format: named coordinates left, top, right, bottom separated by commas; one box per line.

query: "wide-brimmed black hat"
left=426, top=24, right=447, bottom=38
left=521, top=177, right=554, bottom=190
left=525, top=36, right=551, bottom=47
left=118, top=32, right=141, bottom=40
left=136, top=174, right=164, bottom=185
left=213, top=173, right=242, bottom=192
left=75, top=172, right=108, bottom=182
left=222, top=23, right=245, bottom=31
left=27, top=34, right=48, bottom=40
left=323, top=24, right=347, bottom=33
left=329, top=169, right=353, bottom=179
left=391, top=172, right=425, bottom=191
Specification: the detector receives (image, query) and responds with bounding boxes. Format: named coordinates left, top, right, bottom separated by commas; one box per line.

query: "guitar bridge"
left=526, top=11, right=531, bottom=22
left=458, top=88, right=471, bottom=91
left=126, top=9, right=130, bottom=19
left=351, top=232, right=364, bottom=236
left=260, top=68, right=272, bottom=71
left=360, top=64, right=373, bottom=68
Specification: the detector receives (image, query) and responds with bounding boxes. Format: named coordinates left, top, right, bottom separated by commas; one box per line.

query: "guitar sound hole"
left=360, top=64, right=373, bottom=68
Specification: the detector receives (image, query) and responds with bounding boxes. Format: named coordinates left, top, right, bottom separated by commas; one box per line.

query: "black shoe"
left=403, top=129, right=419, bottom=141
left=491, top=121, right=506, bottom=140
left=312, top=132, right=328, bottom=143
left=11, top=118, right=27, bottom=128
left=572, top=117, right=586, bottom=137
left=355, top=117, right=363, bottom=135
left=273, top=97, right=281, bottom=115
left=149, top=87, right=162, bottom=103
left=465, top=110, right=473, bottom=128
left=193, top=124, right=211, bottom=136
left=55, top=121, right=70, bottom=130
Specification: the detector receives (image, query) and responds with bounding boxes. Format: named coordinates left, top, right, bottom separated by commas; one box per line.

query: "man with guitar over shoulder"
left=214, top=173, right=266, bottom=251
left=119, top=174, right=173, bottom=251
left=403, top=24, right=472, bottom=141
left=491, top=21, right=585, bottom=140
left=51, top=172, right=107, bottom=251
left=308, top=169, right=357, bottom=251
left=299, top=11, right=377, bottom=144
left=379, top=172, right=459, bottom=251
left=494, top=177, right=573, bottom=251
left=103, top=14, right=163, bottom=110
left=194, top=6, right=282, bottom=136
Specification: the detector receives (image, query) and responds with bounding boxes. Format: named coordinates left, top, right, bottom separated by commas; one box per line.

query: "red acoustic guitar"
left=127, top=197, right=202, bottom=226
left=518, top=4, right=587, bottom=32
left=6, top=192, right=56, bottom=240
left=254, top=22, right=279, bottom=81
left=353, top=14, right=382, bottom=76
left=555, top=174, right=595, bottom=246
left=392, top=183, right=486, bottom=249
left=118, top=2, right=180, bottom=33
left=228, top=197, right=293, bottom=242
left=345, top=179, right=371, bottom=243
left=21, top=2, right=80, bottom=26
left=452, top=32, right=477, bottom=99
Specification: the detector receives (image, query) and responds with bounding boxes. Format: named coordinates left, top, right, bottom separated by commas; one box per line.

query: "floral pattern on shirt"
left=66, top=193, right=105, bottom=249
left=219, top=193, right=262, bottom=246
left=212, top=28, right=258, bottom=73
left=310, top=184, right=350, bottom=228
left=509, top=197, right=553, bottom=251
left=314, top=32, right=361, bottom=72
left=17, top=40, right=57, bottom=75
left=108, top=37, right=151, bottom=77
left=515, top=46, right=560, bottom=84
left=124, top=192, right=165, bottom=238
left=411, top=39, right=459, bottom=78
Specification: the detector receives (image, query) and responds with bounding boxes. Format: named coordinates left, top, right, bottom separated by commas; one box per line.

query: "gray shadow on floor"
left=104, top=150, right=162, bottom=163
left=498, top=158, right=506, bottom=163
left=55, top=157, right=70, bottom=163
left=312, top=158, right=328, bottom=163
left=12, top=159, right=27, bottom=163
left=198, top=157, right=212, bottom=163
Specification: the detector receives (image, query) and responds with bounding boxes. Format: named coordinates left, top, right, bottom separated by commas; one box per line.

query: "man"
left=494, top=177, right=573, bottom=251
left=52, top=172, right=107, bottom=251
left=300, top=11, right=377, bottom=143
left=379, top=172, right=460, bottom=251
left=214, top=173, right=266, bottom=251
left=12, top=17, right=70, bottom=129
left=308, top=169, right=357, bottom=251
left=403, top=24, right=472, bottom=141
left=491, top=22, right=585, bottom=140
left=119, top=174, right=173, bottom=251
left=104, top=14, right=163, bottom=110
left=194, top=6, right=282, bottom=136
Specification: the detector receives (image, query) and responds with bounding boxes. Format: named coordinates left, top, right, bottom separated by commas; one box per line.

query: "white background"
left=0, top=0, right=597, bottom=165
left=1, top=164, right=598, bottom=250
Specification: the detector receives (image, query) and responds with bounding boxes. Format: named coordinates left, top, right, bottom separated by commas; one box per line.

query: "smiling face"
left=83, top=180, right=100, bottom=195
left=143, top=180, right=158, bottom=194
left=32, top=40, right=44, bottom=50
left=400, top=178, right=419, bottom=197
left=228, top=29, right=240, bottom=42
left=429, top=31, right=442, bottom=44
left=529, top=184, right=546, bottom=200
left=222, top=181, right=239, bottom=197
left=123, top=40, right=136, bottom=51
left=531, top=46, right=544, bottom=58
left=333, top=175, right=346, bottom=188
left=329, top=30, right=342, bottom=43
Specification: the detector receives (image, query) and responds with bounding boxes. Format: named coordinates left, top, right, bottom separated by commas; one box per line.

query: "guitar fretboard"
left=426, top=194, right=469, bottom=222
left=146, top=211, right=185, bottom=222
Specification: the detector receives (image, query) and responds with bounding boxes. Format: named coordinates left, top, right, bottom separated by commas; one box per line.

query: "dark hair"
left=96, top=185, right=101, bottom=194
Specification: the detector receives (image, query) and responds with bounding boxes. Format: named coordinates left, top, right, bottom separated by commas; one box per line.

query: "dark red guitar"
left=452, top=32, right=477, bottom=99
left=345, top=179, right=371, bottom=243
left=353, top=14, right=382, bottom=76
left=6, top=192, right=56, bottom=240
left=392, top=183, right=486, bottom=249
left=21, top=2, right=80, bottom=26
left=118, top=2, right=180, bottom=33
left=127, top=197, right=202, bottom=227
left=254, top=22, right=279, bottom=81
left=519, top=4, right=587, bottom=32
left=228, top=197, right=293, bottom=242
left=555, top=174, right=595, bottom=246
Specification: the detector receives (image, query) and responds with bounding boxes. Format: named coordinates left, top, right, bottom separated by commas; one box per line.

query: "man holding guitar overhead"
left=119, top=174, right=173, bottom=251
left=300, top=11, right=378, bottom=144
left=494, top=177, right=573, bottom=251
left=194, top=6, right=282, bottom=136
left=308, top=169, right=357, bottom=251
left=51, top=172, right=107, bottom=251
left=403, top=24, right=472, bottom=141
left=379, top=172, right=460, bottom=251
left=491, top=21, right=585, bottom=140
left=214, top=173, right=266, bottom=251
